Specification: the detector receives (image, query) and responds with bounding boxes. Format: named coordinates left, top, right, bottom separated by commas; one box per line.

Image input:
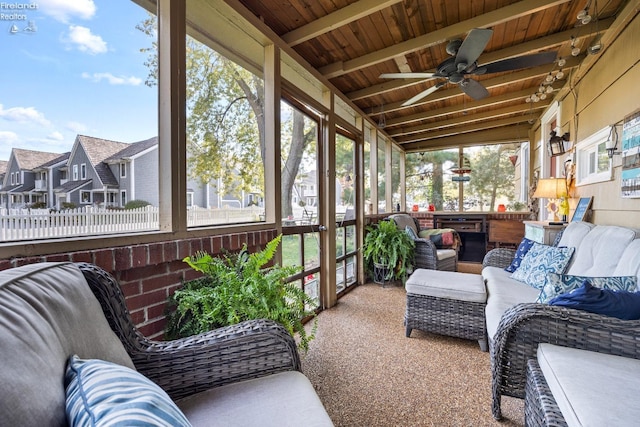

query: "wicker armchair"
left=387, top=213, right=459, bottom=271
left=76, top=262, right=301, bottom=401
left=490, top=302, right=640, bottom=420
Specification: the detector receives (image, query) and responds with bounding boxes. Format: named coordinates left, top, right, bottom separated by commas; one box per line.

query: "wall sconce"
left=605, top=124, right=621, bottom=158
left=548, top=131, right=570, bottom=157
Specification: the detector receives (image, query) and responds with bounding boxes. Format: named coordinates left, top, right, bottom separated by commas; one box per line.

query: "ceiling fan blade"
left=401, top=82, right=445, bottom=106
left=459, top=78, right=489, bottom=100
left=455, top=28, right=493, bottom=70
left=379, top=72, right=436, bottom=79
left=481, top=51, right=558, bottom=74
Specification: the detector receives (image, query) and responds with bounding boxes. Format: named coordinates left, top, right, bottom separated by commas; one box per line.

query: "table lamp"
left=532, top=178, right=567, bottom=222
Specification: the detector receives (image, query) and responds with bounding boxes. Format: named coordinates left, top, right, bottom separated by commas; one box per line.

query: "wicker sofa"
left=0, top=262, right=333, bottom=427
left=388, top=213, right=460, bottom=271
left=482, top=221, right=640, bottom=421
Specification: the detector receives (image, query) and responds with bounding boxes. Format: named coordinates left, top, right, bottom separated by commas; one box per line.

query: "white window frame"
left=80, top=163, right=87, bottom=180
left=72, top=165, right=78, bottom=181
left=10, top=173, right=15, bottom=185
left=120, top=190, right=127, bottom=207
left=80, top=190, right=92, bottom=204
left=120, top=162, right=127, bottom=178
left=575, top=127, right=612, bottom=186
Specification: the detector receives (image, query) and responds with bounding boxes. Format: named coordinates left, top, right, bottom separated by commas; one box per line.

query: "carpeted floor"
left=301, top=282, right=524, bottom=427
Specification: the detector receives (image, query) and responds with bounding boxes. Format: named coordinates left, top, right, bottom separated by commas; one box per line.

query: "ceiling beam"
left=370, top=55, right=581, bottom=115
left=390, top=101, right=551, bottom=139
left=402, top=124, right=532, bottom=152
left=319, top=0, right=570, bottom=78
left=347, top=18, right=613, bottom=101
left=381, top=87, right=553, bottom=128
left=282, top=0, right=403, bottom=46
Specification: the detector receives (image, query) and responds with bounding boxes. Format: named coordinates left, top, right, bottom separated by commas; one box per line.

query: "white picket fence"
left=0, top=206, right=263, bottom=241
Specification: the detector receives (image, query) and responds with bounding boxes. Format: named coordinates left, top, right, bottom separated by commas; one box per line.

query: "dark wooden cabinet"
left=434, top=214, right=487, bottom=263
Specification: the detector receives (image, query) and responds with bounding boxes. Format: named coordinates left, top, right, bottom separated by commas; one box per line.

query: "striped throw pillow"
left=65, top=355, right=191, bottom=427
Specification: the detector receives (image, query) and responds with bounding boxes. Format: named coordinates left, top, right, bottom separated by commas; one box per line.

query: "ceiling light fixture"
left=570, top=36, right=581, bottom=56
left=525, top=58, right=566, bottom=104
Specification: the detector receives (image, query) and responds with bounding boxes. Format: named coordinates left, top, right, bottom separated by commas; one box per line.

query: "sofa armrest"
left=76, top=262, right=300, bottom=401
left=482, top=248, right=516, bottom=269
left=414, top=237, right=438, bottom=270
left=490, top=302, right=640, bottom=420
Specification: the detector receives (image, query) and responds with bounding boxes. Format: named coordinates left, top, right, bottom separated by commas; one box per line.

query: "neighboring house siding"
left=133, top=148, right=159, bottom=206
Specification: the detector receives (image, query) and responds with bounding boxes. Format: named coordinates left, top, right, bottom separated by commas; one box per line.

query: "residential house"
left=0, top=149, right=62, bottom=209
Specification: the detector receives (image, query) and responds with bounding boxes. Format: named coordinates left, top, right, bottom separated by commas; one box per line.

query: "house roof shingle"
left=13, top=148, right=62, bottom=170
left=76, top=135, right=130, bottom=186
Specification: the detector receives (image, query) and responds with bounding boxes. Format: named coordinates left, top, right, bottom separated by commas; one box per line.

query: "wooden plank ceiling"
left=236, top=0, right=627, bottom=152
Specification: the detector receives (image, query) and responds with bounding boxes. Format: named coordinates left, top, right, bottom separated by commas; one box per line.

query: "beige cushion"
left=537, top=343, right=640, bottom=427
left=388, top=213, right=418, bottom=234
left=566, top=225, right=637, bottom=276
left=0, top=262, right=134, bottom=427
left=406, top=269, right=486, bottom=303
left=177, top=371, right=334, bottom=427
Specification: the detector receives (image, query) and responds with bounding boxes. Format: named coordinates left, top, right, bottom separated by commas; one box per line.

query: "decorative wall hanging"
left=621, top=109, right=640, bottom=198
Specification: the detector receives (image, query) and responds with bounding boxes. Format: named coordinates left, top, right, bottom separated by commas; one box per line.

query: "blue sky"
left=0, top=0, right=157, bottom=160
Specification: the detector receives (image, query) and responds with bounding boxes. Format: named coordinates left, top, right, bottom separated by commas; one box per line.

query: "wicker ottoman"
left=405, top=269, right=487, bottom=351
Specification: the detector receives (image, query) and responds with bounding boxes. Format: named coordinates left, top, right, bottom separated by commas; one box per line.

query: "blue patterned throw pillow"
left=537, top=273, right=638, bottom=303
left=510, top=242, right=574, bottom=289
left=65, top=355, right=191, bottom=427
left=505, top=237, right=536, bottom=273
left=549, top=281, right=640, bottom=320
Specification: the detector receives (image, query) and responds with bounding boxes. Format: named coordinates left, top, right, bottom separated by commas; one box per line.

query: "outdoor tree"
left=138, top=15, right=313, bottom=216
left=405, top=150, right=458, bottom=210
left=467, top=145, right=516, bottom=211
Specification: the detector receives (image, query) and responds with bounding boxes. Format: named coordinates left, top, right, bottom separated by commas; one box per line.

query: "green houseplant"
left=363, top=219, right=415, bottom=283
left=165, top=234, right=317, bottom=351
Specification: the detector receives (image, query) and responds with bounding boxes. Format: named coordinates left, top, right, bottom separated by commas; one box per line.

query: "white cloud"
left=81, top=72, right=142, bottom=86
left=38, top=0, right=96, bottom=23
left=66, top=121, right=88, bottom=133
left=47, top=131, right=65, bottom=141
left=66, top=25, right=107, bottom=55
left=0, top=131, right=19, bottom=145
left=0, top=104, right=51, bottom=126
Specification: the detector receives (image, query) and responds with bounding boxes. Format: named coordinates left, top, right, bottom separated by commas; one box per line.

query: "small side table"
left=523, top=221, right=566, bottom=245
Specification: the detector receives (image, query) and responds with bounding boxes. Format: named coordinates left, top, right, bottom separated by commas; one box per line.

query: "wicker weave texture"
left=405, top=293, right=487, bottom=349
left=76, top=262, right=301, bottom=401
left=490, top=302, right=640, bottom=420
left=524, top=359, right=568, bottom=427
left=482, top=247, right=516, bottom=269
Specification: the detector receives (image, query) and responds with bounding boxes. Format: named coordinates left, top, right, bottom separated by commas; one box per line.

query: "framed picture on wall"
left=571, top=197, right=593, bottom=222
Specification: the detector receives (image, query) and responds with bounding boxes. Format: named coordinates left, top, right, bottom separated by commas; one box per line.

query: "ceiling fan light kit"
left=379, top=28, right=557, bottom=106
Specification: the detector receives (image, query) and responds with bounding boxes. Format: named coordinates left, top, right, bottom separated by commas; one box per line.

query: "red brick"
left=71, top=251, right=93, bottom=263
left=120, top=264, right=163, bottom=282
left=130, top=308, right=145, bottom=325
left=141, top=272, right=182, bottom=293
left=148, top=243, right=164, bottom=265
left=127, top=289, right=167, bottom=311
left=131, top=245, right=147, bottom=267
left=138, top=318, right=166, bottom=338
left=114, top=247, right=132, bottom=270
left=120, top=280, right=141, bottom=297
left=93, top=249, right=114, bottom=271
left=14, top=257, right=43, bottom=267
left=0, top=260, right=13, bottom=271
left=212, top=236, right=223, bottom=254
left=200, top=237, right=213, bottom=255
left=184, top=269, right=201, bottom=282
left=190, top=239, right=203, bottom=254
left=177, top=240, right=190, bottom=259
left=147, top=303, right=167, bottom=320
left=163, top=242, right=178, bottom=263
left=44, top=253, right=71, bottom=263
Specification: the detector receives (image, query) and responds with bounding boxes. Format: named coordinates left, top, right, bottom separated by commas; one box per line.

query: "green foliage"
left=61, top=202, right=77, bottom=210
left=165, top=235, right=318, bottom=352
left=363, top=220, right=415, bottom=281
left=28, top=202, right=47, bottom=209
left=124, top=200, right=150, bottom=209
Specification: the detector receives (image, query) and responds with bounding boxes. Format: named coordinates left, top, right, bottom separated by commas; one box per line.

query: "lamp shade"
left=532, top=178, right=564, bottom=199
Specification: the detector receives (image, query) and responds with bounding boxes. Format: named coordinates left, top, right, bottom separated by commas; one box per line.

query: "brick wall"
left=0, top=229, right=277, bottom=339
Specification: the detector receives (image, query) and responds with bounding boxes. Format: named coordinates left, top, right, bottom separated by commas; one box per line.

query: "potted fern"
left=363, top=219, right=415, bottom=284
left=165, top=234, right=317, bottom=352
